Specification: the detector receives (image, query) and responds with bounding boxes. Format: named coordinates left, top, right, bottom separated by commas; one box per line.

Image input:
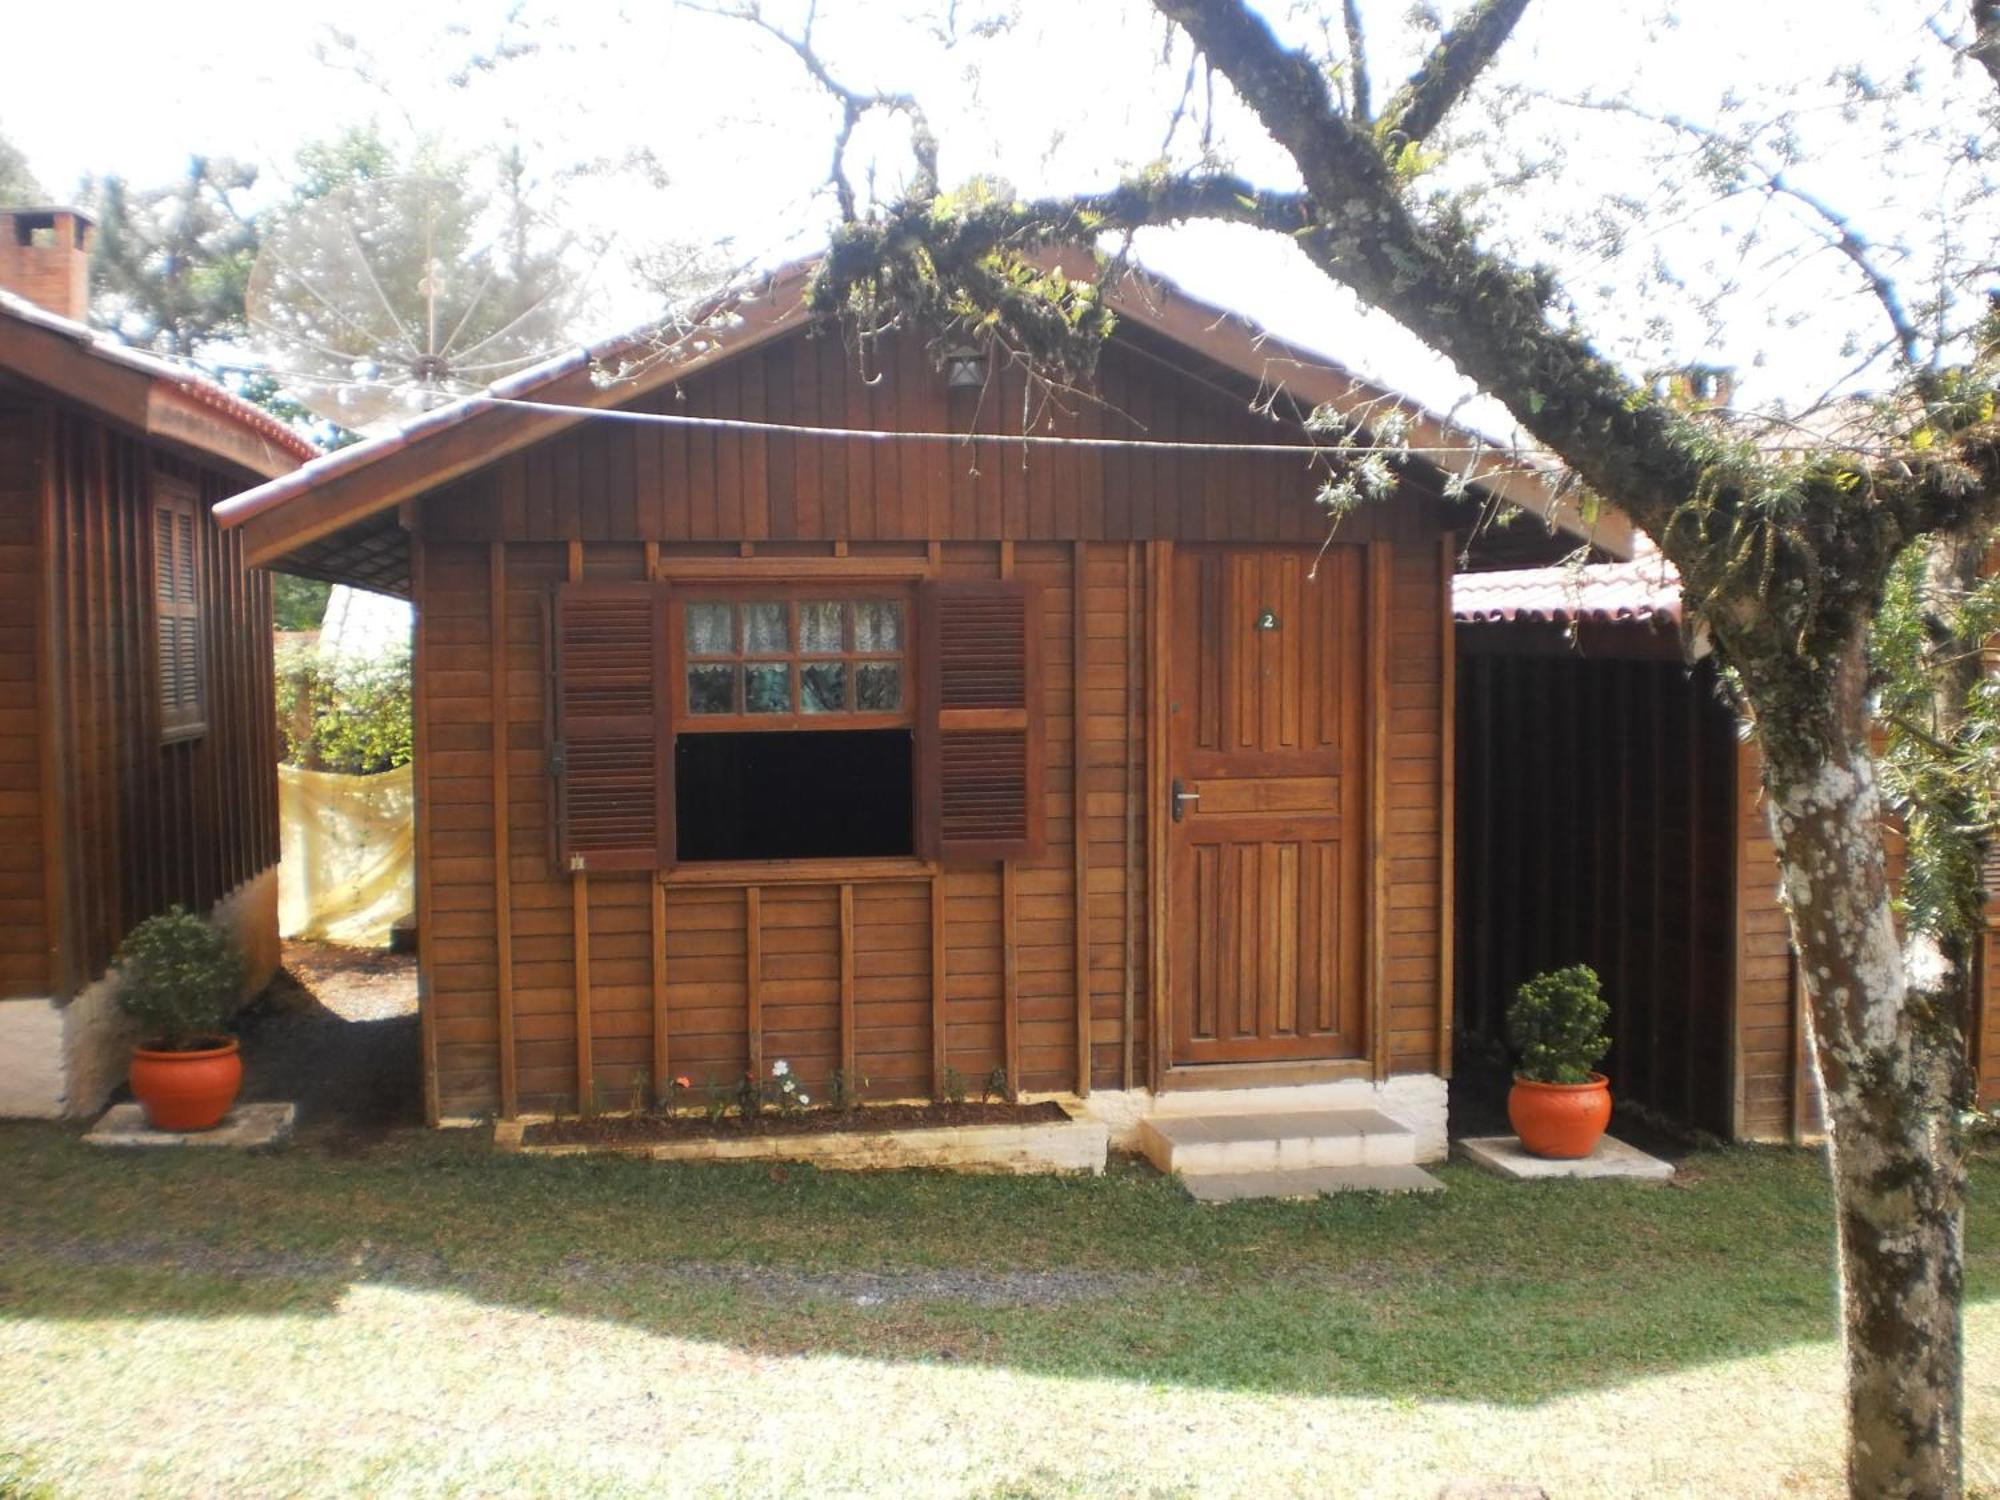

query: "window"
left=679, top=596, right=908, bottom=724
left=674, top=592, right=915, bottom=862
left=153, top=481, right=205, bottom=741
left=548, top=576, right=1043, bottom=873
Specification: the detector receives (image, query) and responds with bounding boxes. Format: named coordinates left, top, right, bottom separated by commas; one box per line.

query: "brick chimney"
left=0, top=206, right=94, bottom=322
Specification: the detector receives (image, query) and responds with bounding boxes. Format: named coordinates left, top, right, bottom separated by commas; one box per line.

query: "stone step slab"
left=1180, top=1163, right=1445, bottom=1202
left=1139, top=1106, right=1417, bottom=1176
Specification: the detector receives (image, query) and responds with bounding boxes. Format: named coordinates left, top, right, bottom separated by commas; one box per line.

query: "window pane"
left=743, top=602, right=788, bottom=655
left=745, top=662, right=791, bottom=714
left=686, top=602, right=734, bottom=657
left=855, top=662, right=902, bottom=711
left=853, top=599, right=902, bottom=653
left=799, top=600, right=844, bottom=655
left=687, top=664, right=736, bottom=715
left=801, top=662, right=846, bottom=713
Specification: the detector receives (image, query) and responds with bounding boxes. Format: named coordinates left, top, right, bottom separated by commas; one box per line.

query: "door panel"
left=1169, top=546, right=1367, bottom=1064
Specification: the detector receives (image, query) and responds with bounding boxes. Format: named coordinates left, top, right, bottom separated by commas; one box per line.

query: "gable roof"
left=0, top=289, right=315, bottom=480
left=214, top=256, right=1637, bottom=574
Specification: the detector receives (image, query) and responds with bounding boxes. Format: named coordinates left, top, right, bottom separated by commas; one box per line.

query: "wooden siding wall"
left=1385, top=538, right=1448, bottom=1074
left=413, top=327, right=1451, bottom=1118
left=0, top=405, right=47, bottom=997
left=42, top=405, right=278, bottom=998
left=1455, top=650, right=1737, bottom=1136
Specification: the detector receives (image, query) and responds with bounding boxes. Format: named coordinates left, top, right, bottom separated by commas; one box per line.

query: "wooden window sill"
left=660, top=856, right=938, bottom=887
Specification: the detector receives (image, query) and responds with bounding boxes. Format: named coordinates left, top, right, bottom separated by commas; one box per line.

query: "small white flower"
left=772, top=1060, right=790, bottom=1077
left=798, top=1094, right=811, bottom=1106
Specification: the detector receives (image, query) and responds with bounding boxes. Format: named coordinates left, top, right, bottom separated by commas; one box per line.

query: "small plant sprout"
left=983, top=1066, right=1009, bottom=1104
left=942, top=1066, right=968, bottom=1107
left=703, top=1074, right=730, bottom=1124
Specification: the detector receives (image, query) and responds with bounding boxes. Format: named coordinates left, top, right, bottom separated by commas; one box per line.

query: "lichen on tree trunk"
left=1752, top=633, right=1969, bottom=1500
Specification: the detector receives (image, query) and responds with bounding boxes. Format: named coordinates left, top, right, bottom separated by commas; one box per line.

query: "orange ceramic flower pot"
left=130, top=1037, right=242, bottom=1131
left=1508, top=1073, right=1611, bottom=1159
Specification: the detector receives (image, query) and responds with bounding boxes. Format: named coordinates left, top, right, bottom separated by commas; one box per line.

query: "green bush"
left=277, top=641, right=413, bottom=774
left=113, top=907, right=243, bottom=1051
left=1506, top=964, right=1611, bottom=1085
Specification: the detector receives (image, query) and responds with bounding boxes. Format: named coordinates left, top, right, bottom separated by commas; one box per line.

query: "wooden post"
left=410, top=528, right=440, bottom=1125
left=931, top=873, right=948, bottom=1097
left=489, top=542, right=518, bottom=1119
left=1437, top=532, right=1456, bottom=1079
left=1367, top=539, right=1392, bottom=1083
left=1147, top=541, right=1172, bottom=1091
left=651, top=880, right=669, bottom=1104
left=1072, top=539, right=1092, bottom=1096
left=1003, top=862, right=1020, bottom=1098
left=573, top=875, right=593, bottom=1113
left=33, top=415, right=69, bottom=1002
left=746, top=885, right=763, bottom=1083
left=1122, top=541, right=1139, bottom=1092
left=567, top=540, right=591, bottom=1115
left=839, top=883, right=857, bottom=1086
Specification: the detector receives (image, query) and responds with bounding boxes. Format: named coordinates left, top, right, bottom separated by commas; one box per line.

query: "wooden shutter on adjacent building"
left=551, top=580, right=671, bottom=872
left=153, top=479, right=205, bottom=742
left=918, top=579, right=1045, bottom=863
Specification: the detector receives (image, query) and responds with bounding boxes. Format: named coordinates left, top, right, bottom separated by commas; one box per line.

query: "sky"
left=2, top=0, right=1987, bottom=443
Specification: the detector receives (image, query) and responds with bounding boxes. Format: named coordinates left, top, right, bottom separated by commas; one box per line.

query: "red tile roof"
left=0, top=288, right=317, bottom=466
left=1453, top=552, right=1682, bottom=626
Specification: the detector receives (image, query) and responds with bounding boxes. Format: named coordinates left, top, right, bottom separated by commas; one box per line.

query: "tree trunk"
left=1750, top=637, right=1968, bottom=1500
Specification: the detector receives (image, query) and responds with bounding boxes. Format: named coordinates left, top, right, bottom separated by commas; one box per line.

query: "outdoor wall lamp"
left=945, top=346, right=988, bottom=389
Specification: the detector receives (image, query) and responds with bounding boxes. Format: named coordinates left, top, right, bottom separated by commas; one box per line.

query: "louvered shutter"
left=552, top=581, right=670, bottom=872
left=918, top=579, right=1045, bottom=863
left=153, top=481, right=205, bottom=741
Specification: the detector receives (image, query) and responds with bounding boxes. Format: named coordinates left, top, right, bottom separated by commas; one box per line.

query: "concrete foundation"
left=87, top=1100, right=296, bottom=1149
left=0, top=867, right=279, bottom=1120
left=1456, top=1133, right=1675, bottom=1182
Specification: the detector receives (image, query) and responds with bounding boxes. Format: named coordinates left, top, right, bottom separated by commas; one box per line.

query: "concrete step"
left=1139, top=1107, right=1417, bottom=1176
left=1181, top=1163, right=1445, bottom=1203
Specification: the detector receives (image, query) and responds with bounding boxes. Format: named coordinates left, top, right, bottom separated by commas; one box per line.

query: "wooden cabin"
left=216, top=261, right=1615, bottom=1146
left=1454, top=556, right=2000, bottom=1141
left=0, top=206, right=312, bottom=1118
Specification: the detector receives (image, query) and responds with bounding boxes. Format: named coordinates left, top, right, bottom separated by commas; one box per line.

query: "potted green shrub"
left=1505, top=963, right=1613, bottom=1158
left=114, top=908, right=245, bottom=1131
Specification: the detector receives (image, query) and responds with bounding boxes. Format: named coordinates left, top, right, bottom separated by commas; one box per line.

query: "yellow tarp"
left=278, top=763, right=415, bottom=948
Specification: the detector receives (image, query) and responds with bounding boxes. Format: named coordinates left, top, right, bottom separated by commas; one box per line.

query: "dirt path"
left=235, top=940, right=420, bottom=1144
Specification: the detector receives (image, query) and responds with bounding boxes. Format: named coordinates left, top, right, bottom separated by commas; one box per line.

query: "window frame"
left=151, top=477, right=207, bottom=744
left=669, top=583, right=918, bottom=735
left=661, top=582, right=922, bottom=868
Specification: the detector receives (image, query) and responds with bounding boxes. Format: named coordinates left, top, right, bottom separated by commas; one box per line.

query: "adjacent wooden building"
left=1454, top=556, right=2000, bottom=1141
left=0, top=206, right=312, bottom=1117
left=218, top=261, right=1607, bottom=1134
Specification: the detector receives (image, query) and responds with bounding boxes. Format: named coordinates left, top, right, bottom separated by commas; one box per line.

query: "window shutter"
left=153, top=481, right=205, bottom=742
left=918, top=578, right=1045, bottom=863
left=552, top=580, right=671, bottom=872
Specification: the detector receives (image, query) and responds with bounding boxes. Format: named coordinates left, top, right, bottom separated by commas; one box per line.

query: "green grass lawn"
left=2, top=1124, right=1996, bottom=1498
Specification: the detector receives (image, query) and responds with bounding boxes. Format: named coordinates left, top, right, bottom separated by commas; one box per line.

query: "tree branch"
left=1972, top=0, right=2000, bottom=97
left=1341, top=0, right=1372, bottom=122
left=1377, top=0, right=1533, bottom=145
left=684, top=0, right=939, bottom=220
left=1555, top=96, right=1925, bottom=369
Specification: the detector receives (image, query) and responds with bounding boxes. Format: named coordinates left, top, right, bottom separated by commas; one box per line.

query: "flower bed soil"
left=525, top=1099, right=1070, bottom=1147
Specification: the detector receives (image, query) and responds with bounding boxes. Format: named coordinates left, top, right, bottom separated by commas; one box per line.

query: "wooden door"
left=1167, top=545, right=1368, bottom=1064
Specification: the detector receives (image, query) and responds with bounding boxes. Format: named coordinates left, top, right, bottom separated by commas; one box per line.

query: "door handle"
left=1172, top=779, right=1199, bottom=822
